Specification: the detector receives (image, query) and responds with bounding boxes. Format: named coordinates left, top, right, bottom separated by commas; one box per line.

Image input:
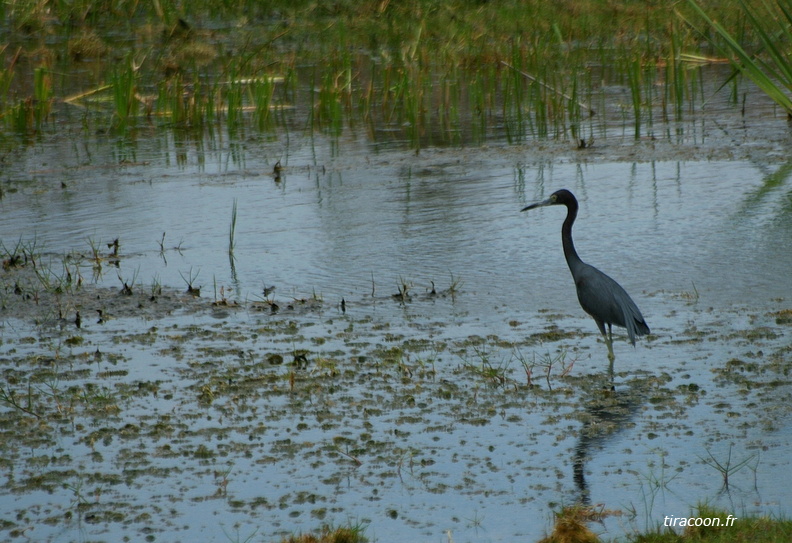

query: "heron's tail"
left=624, top=312, right=650, bottom=346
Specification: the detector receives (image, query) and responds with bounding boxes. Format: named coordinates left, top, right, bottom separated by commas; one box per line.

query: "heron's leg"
left=594, top=319, right=615, bottom=364
left=605, top=324, right=615, bottom=364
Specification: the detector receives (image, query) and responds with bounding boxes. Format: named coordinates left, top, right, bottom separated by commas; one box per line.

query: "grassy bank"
left=292, top=507, right=792, bottom=543
left=0, top=1, right=780, bottom=144
left=541, top=505, right=792, bottom=543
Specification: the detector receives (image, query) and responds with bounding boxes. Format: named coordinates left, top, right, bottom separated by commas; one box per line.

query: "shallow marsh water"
left=2, top=96, right=792, bottom=542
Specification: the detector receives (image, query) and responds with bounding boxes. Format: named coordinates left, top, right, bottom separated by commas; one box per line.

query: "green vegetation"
left=229, top=197, right=238, bottom=257
left=686, top=0, right=792, bottom=115
left=277, top=524, right=367, bottom=543
left=631, top=506, right=792, bottom=542
left=1, top=242, right=791, bottom=541
left=0, top=1, right=784, bottom=144
left=284, top=508, right=792, bottom=543
left=535, top=505, right=792, bottom=543
left=3, top=3, right=792, bottom=541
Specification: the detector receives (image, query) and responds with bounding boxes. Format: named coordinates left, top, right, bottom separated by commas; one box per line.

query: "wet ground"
left=1, top=85, right=792, bottom=542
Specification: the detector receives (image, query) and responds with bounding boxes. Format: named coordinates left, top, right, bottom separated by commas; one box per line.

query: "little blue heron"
left=521, top=189, right=649, bottom=364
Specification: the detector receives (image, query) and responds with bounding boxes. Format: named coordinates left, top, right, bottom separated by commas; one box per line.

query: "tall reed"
left=229, top=198, right=237, bottom=257
left=0, top=0, right=775, bottom=142
left=224, top=63, right=244, bottom=135
left=625, top=56, right=644, bottom=139
left=111, top=59, right=138, bottom=130
left=251, top=76, right=276, bottom=131
left=33, top=67, right=52, bottom=130
left=684, top=0, right=792, bottom=115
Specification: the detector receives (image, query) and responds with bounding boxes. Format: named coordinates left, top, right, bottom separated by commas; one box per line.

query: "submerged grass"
left=0, top=1, right=781, bottom=143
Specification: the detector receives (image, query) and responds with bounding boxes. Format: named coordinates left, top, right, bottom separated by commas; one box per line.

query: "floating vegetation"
left=0, top=241, right=789, bottom=541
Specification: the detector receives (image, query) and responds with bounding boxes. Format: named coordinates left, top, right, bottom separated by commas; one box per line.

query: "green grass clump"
left=536, top=504, right=792, bottom=543
left=279, top=524, right=366, bottom=543
left=632, top=506, right=792, bottom=542
left=539, top=505, right=601, bottom=543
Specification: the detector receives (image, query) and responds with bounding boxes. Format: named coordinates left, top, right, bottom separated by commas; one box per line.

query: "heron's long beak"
left=521, top=198, right=553, bottom=212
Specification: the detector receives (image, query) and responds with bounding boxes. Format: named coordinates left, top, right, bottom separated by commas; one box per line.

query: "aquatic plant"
left=393, top=276, right=412, bottom=303
left=117, top=268, right=139, bottom=296
left=278, top=523, right=368, bottom=543
left=446, top=272, right=462, bottom=301
left=251, top=76, right=277, bottom=130
left=461, top=346, right=512, bottom=388
left=0, top=46, right=18, bottom=106
left=179, top=267, right=201, bottom=296
left=699, top=445, right=758, bottom=491
left=157, top=74, right=186, bottom=126
left=33, top=67, right=52, bottom=130
left=111, top=59, right=139, bottom=130
left=538, top=504, right=601, bottom=543
left=228, top=198, right=238, bottom=257
left=625, top=56, right=645, bottom=139
left=34, top=262, right=75, bottom=296
left=0, top=382, right=39, bottom=418
left=150, top=276, right=163, bottom=299
left=634, top=448, right=682, bottom=532
left=516, top=347, right=575, bottom=389
left=684, top=0, right=792, bottom=115
left=224, top=69, right=244, bottom=135
left=0, top=0, right=774, bottom=143
left=1, top=236, right=35, bottom=270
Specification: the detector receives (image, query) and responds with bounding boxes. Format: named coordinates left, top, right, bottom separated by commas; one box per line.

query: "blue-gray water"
left=1, top=123, right=791, bottom=542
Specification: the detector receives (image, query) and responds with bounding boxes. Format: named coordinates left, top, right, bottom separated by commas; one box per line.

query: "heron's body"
left=522, top=189, right=649, bottom=361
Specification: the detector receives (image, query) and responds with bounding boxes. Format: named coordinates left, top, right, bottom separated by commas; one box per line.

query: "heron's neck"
left=562, top=202, right=584, bottom=272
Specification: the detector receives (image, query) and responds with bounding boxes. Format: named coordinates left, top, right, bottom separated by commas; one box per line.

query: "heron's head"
left=521, top=189, right=576, bottom=212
